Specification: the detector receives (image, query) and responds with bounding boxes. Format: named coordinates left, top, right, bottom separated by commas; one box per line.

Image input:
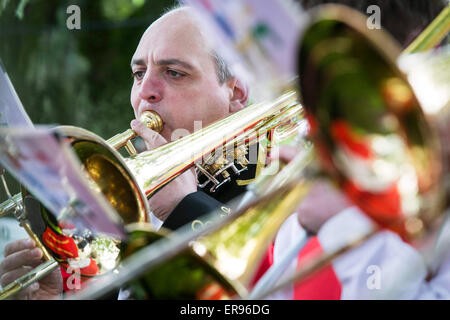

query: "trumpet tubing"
left=107, top=110, right=163, bottom=155
left=125, top=91, right=301, bottom=198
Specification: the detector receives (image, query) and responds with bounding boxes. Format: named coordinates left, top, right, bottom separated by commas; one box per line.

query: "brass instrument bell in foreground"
left=297, top=4, right=445, bottom=240
left=253, top=4, right=450, bottom=299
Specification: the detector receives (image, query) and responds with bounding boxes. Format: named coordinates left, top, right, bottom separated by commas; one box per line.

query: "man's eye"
left=166, top=69, right=185, bottom=78
left=132, top=70, right=145, bottom=80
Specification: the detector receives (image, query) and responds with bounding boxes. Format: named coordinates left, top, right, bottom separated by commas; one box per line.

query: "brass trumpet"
left=65, top=90, right=303, bottom=299
left=7, top=2, right=447, bottom=301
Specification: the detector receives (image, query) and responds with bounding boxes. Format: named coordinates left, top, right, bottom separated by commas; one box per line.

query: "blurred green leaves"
left=0, top=0, right=175, bottom=200
left=0, top=0, right=30, bottom=19
left=0, top=0, right=175, bottom=137
left=101, top=0, right=146, bottom=21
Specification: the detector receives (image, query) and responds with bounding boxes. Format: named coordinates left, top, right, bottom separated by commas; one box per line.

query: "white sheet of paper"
left=0, top=126, right=126, bottom=239
left=180, top=0, right=305, bottom=101
left=0, top=59, right=34, bottom=128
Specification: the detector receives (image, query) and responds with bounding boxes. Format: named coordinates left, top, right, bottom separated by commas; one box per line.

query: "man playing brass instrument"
left=3, top=0, right=449, bottom=301
left=0, top=5, right=254, bottom=299
left=128, top=6, right=251, bottom=229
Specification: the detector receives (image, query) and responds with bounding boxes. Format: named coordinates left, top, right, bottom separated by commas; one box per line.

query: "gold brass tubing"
left=0, top=194, right=52, bottom=262
left=125, top=141, right=138, bottom=156
left=403, top=4, right=450, bottom=54
left=251, top=142, right=315, bottom=197
left=107, top=129, right=137, bottom=151
left=0, top=260, right=59, bottom=300
left=126, top=91, right=299, bottom=198
left=0, top=193, right=22, bottom=217
left=197, top=179, right=313, bottom=288
left=20, top=221, right=53, bottom=261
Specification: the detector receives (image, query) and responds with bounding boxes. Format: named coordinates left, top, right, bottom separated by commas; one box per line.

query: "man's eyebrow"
left=131, top=58, right=195, bottom=70
left=155, top=59, right=194, bottom=70
left=130, top=58, right=146, bottom=68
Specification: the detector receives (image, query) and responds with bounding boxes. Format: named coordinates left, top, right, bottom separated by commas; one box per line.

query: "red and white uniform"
left=259, top=207, right=450, bottom=299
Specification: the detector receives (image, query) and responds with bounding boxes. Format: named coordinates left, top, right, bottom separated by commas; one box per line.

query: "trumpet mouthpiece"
left=140, top=111, right=163, bottom=133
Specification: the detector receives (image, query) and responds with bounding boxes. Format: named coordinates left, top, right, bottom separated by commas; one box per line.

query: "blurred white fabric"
left=0, top=217, right=28, bottom=263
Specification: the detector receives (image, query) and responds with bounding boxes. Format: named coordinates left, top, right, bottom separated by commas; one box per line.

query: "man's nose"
left=139, top=72, right=162, bottom=103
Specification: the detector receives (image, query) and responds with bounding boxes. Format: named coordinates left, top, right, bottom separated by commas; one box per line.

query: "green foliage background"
left=0, top=0, right=175, bottom=199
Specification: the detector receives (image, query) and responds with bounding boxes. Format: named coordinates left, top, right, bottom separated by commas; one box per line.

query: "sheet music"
left=0, top=59, right=34, bottom=128
left=180, top=0, right=305, bottom=101
left=0, top=126, right=126, bottom=239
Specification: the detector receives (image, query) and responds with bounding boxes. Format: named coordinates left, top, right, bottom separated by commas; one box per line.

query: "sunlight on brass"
left=403, top=3, right=450, bottom=54
left=0, top=260, right=59, bottom=300
left=125, top=92, right=302, bottom=198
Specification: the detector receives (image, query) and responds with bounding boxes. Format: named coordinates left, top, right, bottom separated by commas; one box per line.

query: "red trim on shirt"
left=293, top=236, right=342, bottom=300
left=250, top=243, right=274, bottom=288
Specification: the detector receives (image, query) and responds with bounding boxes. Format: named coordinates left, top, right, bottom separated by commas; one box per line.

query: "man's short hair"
left=210, top=50, right=234, bottom=84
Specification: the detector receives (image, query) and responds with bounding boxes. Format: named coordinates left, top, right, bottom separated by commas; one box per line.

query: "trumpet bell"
left=56, top=126, right=149, bottom=225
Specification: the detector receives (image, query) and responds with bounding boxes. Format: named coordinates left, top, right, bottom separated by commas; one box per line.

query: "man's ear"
left=227, top=78, right=249, bottom=113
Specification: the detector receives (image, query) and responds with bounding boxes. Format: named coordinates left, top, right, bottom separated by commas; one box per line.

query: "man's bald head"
left=137, top=5, right=232, bottom=84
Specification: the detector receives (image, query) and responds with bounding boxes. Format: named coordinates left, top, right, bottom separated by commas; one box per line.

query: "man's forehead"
left=130, top=37, right=205, bottom=69
left=131, top=8, right=214, bottom=66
